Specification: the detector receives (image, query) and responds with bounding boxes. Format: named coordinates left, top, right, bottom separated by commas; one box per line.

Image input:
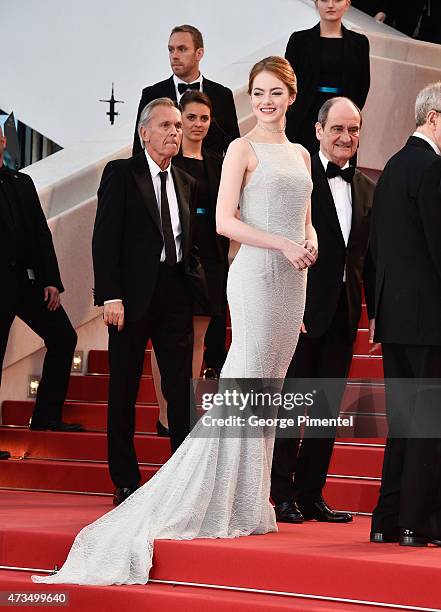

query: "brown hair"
left=248, top=56, right=297, bottom=97
left=170, top=25, right=204, bottom=50
left=179, top=90, right=213, bottom=114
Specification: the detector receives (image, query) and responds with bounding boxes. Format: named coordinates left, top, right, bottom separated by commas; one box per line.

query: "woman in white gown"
left=32, top=56, right=317, bottom=586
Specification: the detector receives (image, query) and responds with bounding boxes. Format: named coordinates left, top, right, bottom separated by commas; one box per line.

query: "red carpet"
left=0, top=570, right=391, bottom=612
left=2, top=306, right=435, bottom=611
left=0, top=491, right=440, bottom=610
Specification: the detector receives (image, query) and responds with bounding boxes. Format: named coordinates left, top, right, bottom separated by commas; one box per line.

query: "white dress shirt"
left=319, top=150, right=353, bottom=281
left=144, top=150, right=183, bottom=263
left=104, top=150, right=183, bottom=304
left=173, top=73, right=203, bottom=102
left=412, top=131, right=441, bottom=155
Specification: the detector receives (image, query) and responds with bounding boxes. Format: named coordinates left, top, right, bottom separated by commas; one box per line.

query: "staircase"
left=3, top=304, right=440, bottom=611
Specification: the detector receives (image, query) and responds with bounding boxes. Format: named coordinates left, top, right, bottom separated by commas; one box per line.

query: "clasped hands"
left=282, top=238, right=318, bottom=271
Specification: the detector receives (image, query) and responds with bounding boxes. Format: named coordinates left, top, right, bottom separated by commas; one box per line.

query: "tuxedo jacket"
left=92, top=152, right=208, bottom=322
left=303, top=154, right=375, bottom=341
left=0, top=167, right=63, bottom=304
left=285, top=24, right=370, bottom=143
left=172, top=148, right=228, bottom=263
left=132, top=76, right=240, bottom=157
left=371, top=136, right=441, bottom=345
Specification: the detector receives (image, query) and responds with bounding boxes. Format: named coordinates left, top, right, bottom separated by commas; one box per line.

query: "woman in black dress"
left=152, top=90, right=227, bottom=435
left=285, top=0, right=370, bottom=155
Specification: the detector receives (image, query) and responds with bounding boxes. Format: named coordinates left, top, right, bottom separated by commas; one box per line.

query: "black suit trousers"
left=271, top=288, right=353, bottom=504
left=371, top=343, right=441, bottom=536
left=107, top=263, right=194, bottom=489
left=0, top=268, right=77, bottom=424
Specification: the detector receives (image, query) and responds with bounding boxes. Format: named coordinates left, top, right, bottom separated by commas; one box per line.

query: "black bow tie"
left=178, top=81, right=201, bottom=94
left=326, top=161, right=355, bottom=183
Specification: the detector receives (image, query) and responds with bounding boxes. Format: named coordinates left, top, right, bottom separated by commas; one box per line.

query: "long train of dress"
left=32, top=141, right=312, bottom=585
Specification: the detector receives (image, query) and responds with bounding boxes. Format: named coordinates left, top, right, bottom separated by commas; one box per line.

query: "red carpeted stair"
left=3, top=304, right=430, bottom=611
left=0, top=491, right=440, bottom=610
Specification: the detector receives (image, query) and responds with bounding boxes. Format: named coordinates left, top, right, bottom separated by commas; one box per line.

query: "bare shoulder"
left=226, top=137, right=254, bottom=155
left=225, top=138, right=256, bottom=166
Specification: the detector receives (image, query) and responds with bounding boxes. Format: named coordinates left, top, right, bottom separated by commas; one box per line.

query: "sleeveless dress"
left=32, top=141, right=312, bottom=586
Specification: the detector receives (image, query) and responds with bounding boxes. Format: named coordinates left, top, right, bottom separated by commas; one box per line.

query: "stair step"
left=1, top=400, right=159, bottom=432
left=6, top=372, right=385, bottom=405
left=353, top=329, right=381, bottom=356
left=0, top=457, right=378, bottom=512
left=0, top=458, right=157, bottom=494
left=0, top=428, right=384, bottom=478
left=0, top=428, right=170, bottom=463
left=87, top=352, right=381, bottom=379
left=0, top=569, right=380, bottom=612
left=2, top=387, right=387, bottom=438
left=359, top=304, right=368, bottom=328
left=4, top=491, right=439, bottom=610
left=348, top=356, right=383, bottom=379
left=66, top=375, right=156, bottom=403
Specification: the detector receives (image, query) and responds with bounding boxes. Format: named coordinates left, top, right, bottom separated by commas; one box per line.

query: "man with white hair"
left=370, top=82, right=441, bottom=547
left=93, top=98, right=208, bottom=506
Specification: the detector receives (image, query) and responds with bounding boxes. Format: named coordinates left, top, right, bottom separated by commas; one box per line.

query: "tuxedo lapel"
left=130, top=153, right=163, bottom=236
left=165, top=76, right=178, bottom=101
left=347, top=171, right=364, bottom=248
left=312, top=155, right=346, bottom=247
left=171, top=166, right=191, bottom=257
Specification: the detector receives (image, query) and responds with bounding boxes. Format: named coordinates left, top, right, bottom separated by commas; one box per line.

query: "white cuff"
left=104, top=299, right=122, bottom=304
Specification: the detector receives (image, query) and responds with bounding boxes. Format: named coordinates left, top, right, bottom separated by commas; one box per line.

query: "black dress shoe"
left=370, top=530, right=400, bottom=543
left=0, top=450, right=10, bottom=460
left=203, top=367, right=218, bottom=379
left=275, top=501, right=304, bottom=523
left=298, top=499, right=353, bottom=523
left=113, top=487, right=139, bottom=506
left=156, top=420, right=169, bottom=437
left=399, top=528, right=441, bottom=547
left=30, top=420, right=83, bottom=432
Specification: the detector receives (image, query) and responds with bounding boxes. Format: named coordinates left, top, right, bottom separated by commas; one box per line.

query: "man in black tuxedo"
left=133, top=24, right=239, bottom=383
left=370, top=82, right=441, bottom=547
left=94, top=98, right=208, bottom=506
left=0, top=127, right=79, bottom=439
left=132, top=24, right=240, bottom=158
left=271, top=97, right=375, bottom=524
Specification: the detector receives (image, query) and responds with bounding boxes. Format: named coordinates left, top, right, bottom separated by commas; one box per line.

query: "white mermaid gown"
left=33, top=141, right=312, bottom=586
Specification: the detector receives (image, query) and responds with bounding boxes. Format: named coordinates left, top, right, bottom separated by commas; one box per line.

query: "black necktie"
left=159, top=172, right=177, bottom=266
left=326, top=161, right=355, bottom=183
left=177, top=81, right=200, bottom=95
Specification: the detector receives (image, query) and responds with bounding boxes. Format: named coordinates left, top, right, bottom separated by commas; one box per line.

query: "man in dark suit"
left=133, top=24, right=239, bottom=383
left=132, top=24, right=240, bottom=158
left=370, top=82, right=441, bottom=547
left=271, top=97, right=375, bottom=524
left=0, top=126, right=79, bottom=440
left=94, top=97, right=208, bottom=506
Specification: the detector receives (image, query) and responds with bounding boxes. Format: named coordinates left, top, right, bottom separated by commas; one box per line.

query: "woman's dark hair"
left=179, top=90, right=213, bottom=114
